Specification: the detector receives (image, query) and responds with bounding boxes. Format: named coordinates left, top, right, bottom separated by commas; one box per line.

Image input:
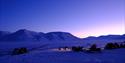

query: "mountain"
left=44, top=32, right=81, bottom=41
left=83, top=34, right=125, bottom=43
left=0, top=29, right=81, bottom=42
left=84, top=35, right=125, bottom=40
left=0, top=29, right=47, bottom=41
left=0, top=29, right=124, bottom=42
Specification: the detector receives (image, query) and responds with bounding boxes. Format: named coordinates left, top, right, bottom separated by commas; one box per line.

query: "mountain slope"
left=83, top=35, right=125, bottom=40
left=0, top=29, right=124, bottom=43
left=0, top=29, right=81, bottom=42
left=44, top=32, right=80, bottom=41
left=83, top=34, right=125, bottom=44
left=0, top=29, right=46, bottom=41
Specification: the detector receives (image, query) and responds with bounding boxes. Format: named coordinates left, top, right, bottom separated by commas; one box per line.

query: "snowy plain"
left=0, top=41, right=125, bottom=63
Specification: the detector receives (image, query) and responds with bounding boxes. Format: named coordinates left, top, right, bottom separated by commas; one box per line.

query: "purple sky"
left=0, top=0, right=125, bottom=38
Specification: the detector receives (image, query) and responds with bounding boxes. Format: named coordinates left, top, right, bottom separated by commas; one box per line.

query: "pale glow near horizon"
left=73, top=24, right=125, bottom=38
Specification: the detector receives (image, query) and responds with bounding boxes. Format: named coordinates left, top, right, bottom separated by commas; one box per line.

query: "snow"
left=0, top=48, right=125, bottom=63
left=0, top=41, right=125, bottom=63
left=0, top=29, right=125, bottom=63
left=0, top=29, right=81, bottom=42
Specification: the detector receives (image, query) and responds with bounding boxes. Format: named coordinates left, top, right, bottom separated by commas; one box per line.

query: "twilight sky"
left=0, top=0, right=125, bottom=38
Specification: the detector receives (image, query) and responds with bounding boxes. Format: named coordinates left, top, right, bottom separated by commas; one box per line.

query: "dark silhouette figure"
left=72, top=46, right=83, bottom=52
left=114, top=43, right=120, bottom=48
left=89, top=44, right=101, bottom=52
left=12, top=47, right=28, bottom=55
left=105, top=43, right=115, bottom=49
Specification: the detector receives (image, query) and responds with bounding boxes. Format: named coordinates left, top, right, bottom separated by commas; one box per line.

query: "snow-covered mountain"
left=0, top=29, right=124, bottom=43
left=44, top=32, right=80, bottom=41
left=83, top=34, right=125, bottom=44
left=0, top=29, right=47, bottom=41
left=0, top=29, right=81, bottom=42
left=83, top=35, right=125, bottom=40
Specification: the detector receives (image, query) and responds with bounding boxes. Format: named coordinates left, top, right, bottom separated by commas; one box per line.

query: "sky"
left=0, top=0, right=125, bottom=38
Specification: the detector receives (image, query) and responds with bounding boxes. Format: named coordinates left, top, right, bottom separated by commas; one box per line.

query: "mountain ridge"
left=0, top=29, right=81, bottom=42
left=0, top=29, right=124, bottom=42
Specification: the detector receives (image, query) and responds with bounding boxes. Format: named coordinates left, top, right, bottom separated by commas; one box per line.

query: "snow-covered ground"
left=0, top=41, right=125, bottom=63
left=0, top=41, right=84, bottom=56
left=0, top=48, right=125, bottom=63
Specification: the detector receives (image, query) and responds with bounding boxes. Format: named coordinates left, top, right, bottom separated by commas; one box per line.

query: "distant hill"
left=0, top=29, right=81, bottom=42
left=82, top=34, right=125, bottom=44
left=0, top=29, right=124, bottom=43
left=83, top=35, right=125, bottom=40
